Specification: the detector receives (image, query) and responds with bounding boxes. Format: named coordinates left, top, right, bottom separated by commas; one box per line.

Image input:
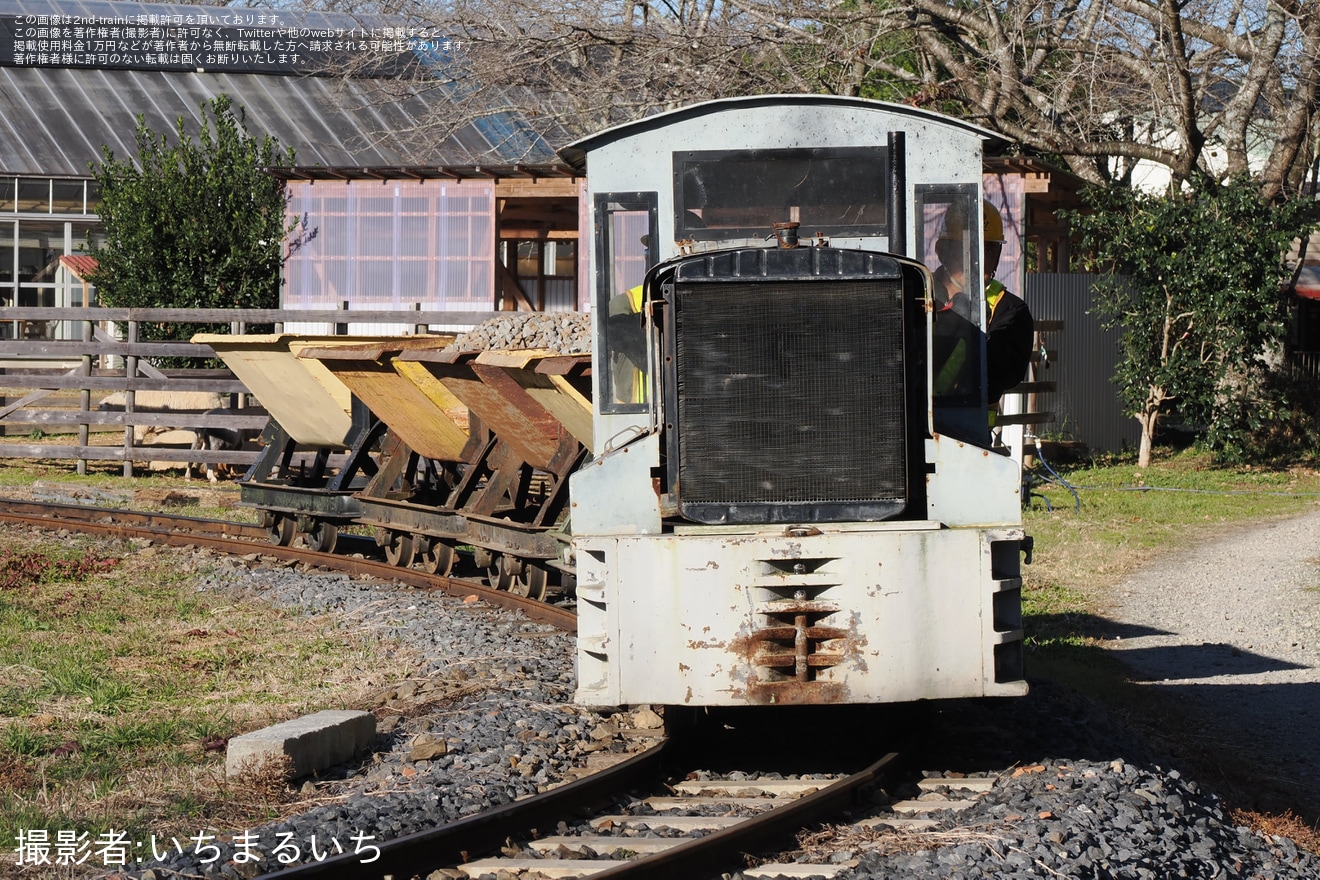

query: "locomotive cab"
left=564, top=96, right=1028, bottom=707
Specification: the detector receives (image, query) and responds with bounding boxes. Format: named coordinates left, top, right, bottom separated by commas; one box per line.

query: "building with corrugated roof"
left=0, top=0, right=580, bottom=336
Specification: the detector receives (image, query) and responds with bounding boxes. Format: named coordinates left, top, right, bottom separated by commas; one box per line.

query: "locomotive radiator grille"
left=674, top=279, right=908, bottom=524
left=749, top=612, right=848, bottom=677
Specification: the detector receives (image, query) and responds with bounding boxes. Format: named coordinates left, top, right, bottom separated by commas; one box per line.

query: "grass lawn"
left=1023, top=449, right=1320, bottom=656
left=0, top=517, right=415, bottom=877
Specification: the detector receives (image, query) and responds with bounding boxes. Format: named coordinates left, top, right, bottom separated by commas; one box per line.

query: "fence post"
left=123, top=320, right=137, bottom=477
left=414, top=302, right=426, bottom=336
left=229, top=319, right=244, bottom=409
left=77, top=319, right=92, bottom=475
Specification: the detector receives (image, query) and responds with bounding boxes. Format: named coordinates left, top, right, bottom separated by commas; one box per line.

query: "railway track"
left=251, top=741, right=1000, bottom=880
left=257, top=745, right=909, bottom=880
left=0, top=497, right=576, bottom=631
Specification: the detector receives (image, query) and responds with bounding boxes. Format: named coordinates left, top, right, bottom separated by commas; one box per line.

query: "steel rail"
left=0, top=497, right=269, bottom=540
left=0, top=498, right=577, bottom=632
left=254, top=740, right=672, bottom=880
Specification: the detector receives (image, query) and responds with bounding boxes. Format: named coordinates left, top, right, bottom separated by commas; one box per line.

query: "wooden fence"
left=0, top=306, right=497, bottom=477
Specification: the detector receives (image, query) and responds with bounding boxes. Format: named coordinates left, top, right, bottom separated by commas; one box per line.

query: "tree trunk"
left=1137, top=409, right=1158, bottom=468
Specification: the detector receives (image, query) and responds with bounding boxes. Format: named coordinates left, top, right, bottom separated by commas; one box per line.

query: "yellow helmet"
left=983, top=200, right=1005, bottom=244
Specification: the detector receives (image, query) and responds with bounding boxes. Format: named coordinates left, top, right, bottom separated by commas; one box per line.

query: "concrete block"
left=225, top=710, right=376, bottom=780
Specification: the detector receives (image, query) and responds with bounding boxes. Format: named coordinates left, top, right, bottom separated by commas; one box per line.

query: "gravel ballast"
left=445, top=311, right=591, bottom=355
left=841, top=680, right=1320, bottom=879
left=852, top=757, right=1317, bottom=879
left=110, top=555, right=644, bottom=879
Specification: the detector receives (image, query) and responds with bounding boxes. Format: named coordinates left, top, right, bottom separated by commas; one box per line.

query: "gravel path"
left=1102, top=509, right=1320, bottom=813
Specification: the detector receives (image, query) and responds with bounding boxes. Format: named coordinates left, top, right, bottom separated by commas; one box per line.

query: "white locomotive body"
left=565, top=96, right=1029, bottom=706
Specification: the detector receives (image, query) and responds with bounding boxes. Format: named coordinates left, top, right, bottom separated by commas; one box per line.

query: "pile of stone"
left=446, top=311, right=591, bottom=354
left=855, top=758, right=1316, bottom=880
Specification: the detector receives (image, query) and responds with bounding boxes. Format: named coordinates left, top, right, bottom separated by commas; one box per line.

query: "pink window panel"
left=284, top=179, right=495, bottom=312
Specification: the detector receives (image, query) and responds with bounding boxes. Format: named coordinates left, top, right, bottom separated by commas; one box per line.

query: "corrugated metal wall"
left=542, top=279, right=579, bottom=312
left=1023, top=273, right=1142, bottom=454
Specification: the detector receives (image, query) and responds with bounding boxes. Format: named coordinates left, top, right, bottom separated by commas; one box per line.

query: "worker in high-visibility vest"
left=932, top=201, right=1034, bottom=438
left=606, top=283, right=647, bottom=405
left=982, top=202, right=1034, bottom=407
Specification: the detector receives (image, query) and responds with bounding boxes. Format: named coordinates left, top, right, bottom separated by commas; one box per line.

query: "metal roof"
left=0, top=66, right=538, bottom=176
left=59, top=254, right=98, bottom=280
left=271, top=164, right=577, bottom=181
left=0, top=0, right=558, bottom=176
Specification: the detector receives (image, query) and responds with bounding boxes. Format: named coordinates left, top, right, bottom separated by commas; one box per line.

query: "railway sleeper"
left=458, top=772, right=993, bottom=879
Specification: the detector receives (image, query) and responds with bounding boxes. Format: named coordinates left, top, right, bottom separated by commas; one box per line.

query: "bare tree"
left=379, top=0, right=823, bottom=143
left=298, top=0, right=924, bottom=157
left=879, top=0, right=1320, bottom=198
left=296, top=0, right=1320, bottom=196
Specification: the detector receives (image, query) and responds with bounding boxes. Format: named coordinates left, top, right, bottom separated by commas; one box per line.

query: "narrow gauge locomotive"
left=209, top=95, right=1029, bottom=710
left=562, top=95, right=1029, bottom=707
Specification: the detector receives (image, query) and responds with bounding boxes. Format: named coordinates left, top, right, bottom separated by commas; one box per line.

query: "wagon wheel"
left=508, top=561, right=549, bottom=601
left=472, top=546, right=494, bottom=581
left=383, top=530, right=415, bottom=568
left=417, top=537, right=455, bottom=577
left=310, top=520, right=340, bottom=554
left=487, top=553, right=515, bottom=591
left=265, top=512, right=295, bottom=546
left=295, top=519, right=339, bottom=554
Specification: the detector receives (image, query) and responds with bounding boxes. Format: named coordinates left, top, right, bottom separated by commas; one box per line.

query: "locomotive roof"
left=558, top=94, right=1008, bottom=171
